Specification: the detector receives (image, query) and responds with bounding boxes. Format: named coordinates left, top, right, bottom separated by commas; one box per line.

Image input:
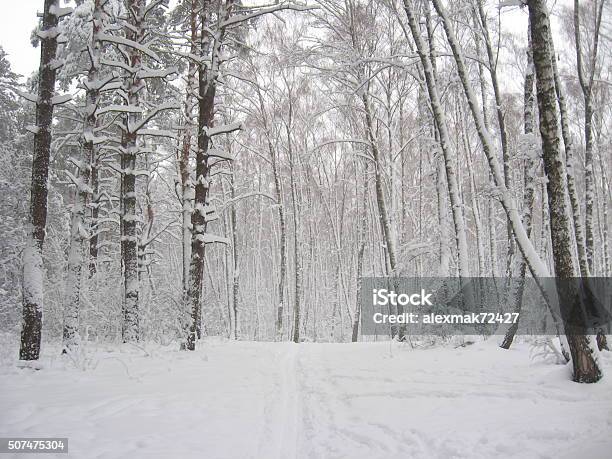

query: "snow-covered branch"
left=219, top=3, right=317, bottom=29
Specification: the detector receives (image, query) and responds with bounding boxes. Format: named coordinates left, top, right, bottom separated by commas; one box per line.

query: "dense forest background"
left=0, top=0, right=610, bottom=381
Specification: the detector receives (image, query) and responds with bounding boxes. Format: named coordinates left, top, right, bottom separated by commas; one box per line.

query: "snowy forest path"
left=2, top=341, right=612, bottom=458
left=256, top=341, right=612, bottom=459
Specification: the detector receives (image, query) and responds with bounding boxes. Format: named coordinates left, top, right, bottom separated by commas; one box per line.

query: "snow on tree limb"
left=310, top=139, right=371, bottom=151
left=143, top=0, right=167, bottom=19
left=219, top=3, right=317, bottom=29
left=49, top=59, right=66, bottom=70
left=221, top=192, right=278, bottom=211
left=99, top=58, right=136, bottom=74
left=49, top=5, right=73, bottom=17
left=51, top=94, right=73, bottom=106
left=129, top=102, right=180, bottom=133
left=431, top=0, right=550, bottom=278
left=64, top=170, right=94, bottom=194
left=16, top=91, right=38, bottom=103
left=97, top=105, right=144, bottom=116
left=195, top=233, right=230, bottom=245
left=37, top=27, right=61, bottom=40
left=173, top=51, right=206, bottom=65
left=204, top=122, right=242, bottom=137
left=82, top=73, right=120, bottom=91
left=498, top=0, right=526, bottom=8
left=207, top=148, right=234, bottom=161
left=139, top=129, right=177, bottom=139
left=136, top=67, right=178, bottom=79
left=98, top=33, right=161, bottom=62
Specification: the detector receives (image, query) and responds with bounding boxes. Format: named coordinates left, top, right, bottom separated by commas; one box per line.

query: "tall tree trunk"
left=475, top=1, right=514, bottom=276
left=574, top=0, right=604, bottom=275
left=474, top=29, right=497, bottom=278
left=352, top=161, right=368, bottom=342
left=272, top=146, right=287, bottom=340
left=229, top=168, right=239, bottom=340
left=87, top=2, right=106, bottom=277
left=361, top=92, right=397, bottom=274
left=501, top=26, right=537, bottom=349
left=597, top=148, right=610, bottom=277
left=62, top=0, right=105, bottom=353
left=548, top=24, right=589, bottom=276
left=402, top=0, right=470, bottom=280
left=88, top=153, right=99, bottom=276
left=185, top=0, right=237, bottom=350
left=254, top=82, right=287, bottom=340
left=284, top=104, right=302, bottom=343
left=180, top=0, right=198, bottom=325
left=461, top=100, right=486, bottom=277
left=120, top=0, right=145, bottom=343
left=289, top=152, right=302, bottom=344
left=185, top=20, right=217, bottom=350
left=362, top=89, right=405, bottom=339
left=20, top=0, right=61, bottom=360
left=527, top=0, right=602, bottom=382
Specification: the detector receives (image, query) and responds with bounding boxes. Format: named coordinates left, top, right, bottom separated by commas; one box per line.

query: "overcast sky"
left=0, top=2, right=42, bottom=79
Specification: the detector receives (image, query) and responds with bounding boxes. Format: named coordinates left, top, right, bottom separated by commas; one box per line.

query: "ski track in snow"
left=279, top=344, right=300, bottom=459
left=257, top=343, right=301, bottom=459
left=1, top=339, right=612, bottom=459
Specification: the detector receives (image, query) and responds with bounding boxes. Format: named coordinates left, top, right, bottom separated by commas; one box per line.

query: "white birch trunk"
left=429, top=0, right=548, bottom=279
left=401, top=0, right=470, bottom=279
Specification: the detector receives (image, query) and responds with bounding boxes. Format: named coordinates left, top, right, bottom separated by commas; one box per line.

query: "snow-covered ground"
left=1, top=338, right=611, bottom=459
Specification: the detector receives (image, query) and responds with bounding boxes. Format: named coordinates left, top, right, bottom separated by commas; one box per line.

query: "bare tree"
left=573, top=0, right=605, bottom=274
left=501, top=25, right=538, bottom=350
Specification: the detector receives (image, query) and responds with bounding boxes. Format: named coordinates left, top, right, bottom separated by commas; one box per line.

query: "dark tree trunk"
left=20, top=0, right=61, bottom=361
left=185, top=0, right=237, bottom=350
left=88, top=157, right=99, bottom=276
left=352, top=162, right=368, bottom=342
left=272, top=144, right=287, bottom=340
left=229, top=168, right=239, bottom=340
left=120, top=0, right=145, bottom=343
left=185, top=64, right=216, bottom=351
left=596, top=329, right=609, bottom=351
left=286, top=115, right=302, bottom=344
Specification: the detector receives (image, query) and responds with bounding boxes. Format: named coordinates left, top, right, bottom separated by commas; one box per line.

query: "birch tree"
left=527, top=0, right=602, bottom=382
left=399, top=0, right=470, bottom=280
left=501, top=25, right=538, bottom=350
left=573, top=0, right=605, bottom=274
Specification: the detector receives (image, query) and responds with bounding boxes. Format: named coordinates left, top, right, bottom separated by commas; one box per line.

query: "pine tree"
left=19, top=0, right=72, bottom=361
